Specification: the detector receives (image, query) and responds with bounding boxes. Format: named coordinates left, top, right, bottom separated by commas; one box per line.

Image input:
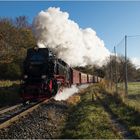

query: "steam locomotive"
left=21, top=47, right=102, bottom=103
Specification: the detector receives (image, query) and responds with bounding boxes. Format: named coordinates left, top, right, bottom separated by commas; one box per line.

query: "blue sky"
left=0, top=1, right=140, bottom=64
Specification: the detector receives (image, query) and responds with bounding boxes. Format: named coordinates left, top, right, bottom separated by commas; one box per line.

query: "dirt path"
left=95, top=92, right=135, bottom=139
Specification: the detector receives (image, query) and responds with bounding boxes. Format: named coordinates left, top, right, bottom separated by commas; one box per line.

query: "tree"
left=103, top=55, right=137, bottom=82
left=0, top=18, right=15, bottom=63
left=14, top=16, right=29, bottom=28
left=135, top=68, right=140, bottom=81
left=0, top=16, right=36, bottom=80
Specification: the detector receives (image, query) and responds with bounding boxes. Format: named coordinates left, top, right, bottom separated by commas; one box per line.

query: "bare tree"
left=14, top=16, right=29, bottom=28
left=103, top=55, right=137, bottom=82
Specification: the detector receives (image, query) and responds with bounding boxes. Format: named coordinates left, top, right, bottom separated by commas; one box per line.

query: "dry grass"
left=66, top=95, right=81, bottom=105
left=0, top=80, right=20, bottom=87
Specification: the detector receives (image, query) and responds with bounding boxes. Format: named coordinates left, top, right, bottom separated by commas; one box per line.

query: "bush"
left=0, top=63, right=21, bottom=80
left=0, top=84, right=20, bottom=107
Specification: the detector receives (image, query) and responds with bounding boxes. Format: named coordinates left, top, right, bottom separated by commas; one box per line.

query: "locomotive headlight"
left=41, top=75, right=47, bottom=79
left=24, top=75, right=28, bottom=79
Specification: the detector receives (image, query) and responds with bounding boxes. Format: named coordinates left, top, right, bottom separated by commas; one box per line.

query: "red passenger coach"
left=81, top=73, right=88, bottom=84
left=93, top=76, right=98, bottom=83
left=88, top=75, right=93, bottom=83
left=72, top=69, right=81, bottom=85
left=98, top=77, right=102, bottom=82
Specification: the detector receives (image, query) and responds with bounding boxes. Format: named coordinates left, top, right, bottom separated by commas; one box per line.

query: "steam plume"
left=33, top=7, right=110, bottom=66
left=54, top=85, right=78, bottom=101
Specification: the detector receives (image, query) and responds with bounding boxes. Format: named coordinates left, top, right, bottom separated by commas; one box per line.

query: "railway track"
left=0, top=98, right=68, bottom=139
left=0, top=104, right=22, bottom=115
left=0, top=99, right=50, bottom=130
left=0, top=84, right=82, bottom=131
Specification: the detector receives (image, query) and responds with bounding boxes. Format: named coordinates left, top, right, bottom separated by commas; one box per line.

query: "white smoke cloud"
left=33, top=7, right=110, bottom=66
left=54, top=85, right=79, bottom=101
left=131, top=57, right=140, bottom=69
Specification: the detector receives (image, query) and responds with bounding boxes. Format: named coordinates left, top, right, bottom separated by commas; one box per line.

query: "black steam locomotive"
left=21, top=47, right=71, bottom=103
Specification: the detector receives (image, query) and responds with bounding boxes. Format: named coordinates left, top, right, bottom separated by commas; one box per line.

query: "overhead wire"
left=127, top=34, right=140, bottom=38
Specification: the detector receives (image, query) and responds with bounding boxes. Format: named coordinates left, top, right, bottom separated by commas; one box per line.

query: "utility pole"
left=125, top=35, right=128, bottom=96
left=110, top=55, right=112, bottom=89
left=114, top=46, right=118, bottom=94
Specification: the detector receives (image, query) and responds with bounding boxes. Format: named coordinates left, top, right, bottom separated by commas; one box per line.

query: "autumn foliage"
left=0, top=16, right=36, bottom=80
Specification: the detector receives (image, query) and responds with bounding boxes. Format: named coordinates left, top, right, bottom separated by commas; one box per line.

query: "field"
left=127, top=82, right=140, bottom=111
left=111, top=82, right=140, bottom=112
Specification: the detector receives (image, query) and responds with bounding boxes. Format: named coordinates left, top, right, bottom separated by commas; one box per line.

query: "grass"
left=61, top=85, right=123, bottom=139
left=126, top=82, right=140, bottom=111
left=98, top=84, right=140, bottom=138
left=0, top=80, right=20, bottom=87
left=0, top=80, right=20, bottom=107
left=109, top=82, right=140, bottom=112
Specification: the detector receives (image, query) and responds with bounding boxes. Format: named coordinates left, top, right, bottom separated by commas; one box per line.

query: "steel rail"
left=0, top=104, right=22, bottom=115
left=0, top=99, right=49, bottom=130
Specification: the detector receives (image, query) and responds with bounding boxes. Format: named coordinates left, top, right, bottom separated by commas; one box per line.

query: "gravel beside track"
left=0, top=99, right=68, bottom=139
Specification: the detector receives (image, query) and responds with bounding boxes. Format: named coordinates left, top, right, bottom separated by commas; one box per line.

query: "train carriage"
left=71, top=69, right=81, bottom=85
left=88, top=74, right=93, bottom=83
left=81, top=73, right=88, bottom=84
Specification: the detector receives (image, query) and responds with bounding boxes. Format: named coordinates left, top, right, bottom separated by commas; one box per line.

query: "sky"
left=0, top=1, right=140, bottom=67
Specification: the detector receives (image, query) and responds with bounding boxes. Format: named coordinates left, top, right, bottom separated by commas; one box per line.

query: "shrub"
left=0, top=63, right=21, bottom=80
